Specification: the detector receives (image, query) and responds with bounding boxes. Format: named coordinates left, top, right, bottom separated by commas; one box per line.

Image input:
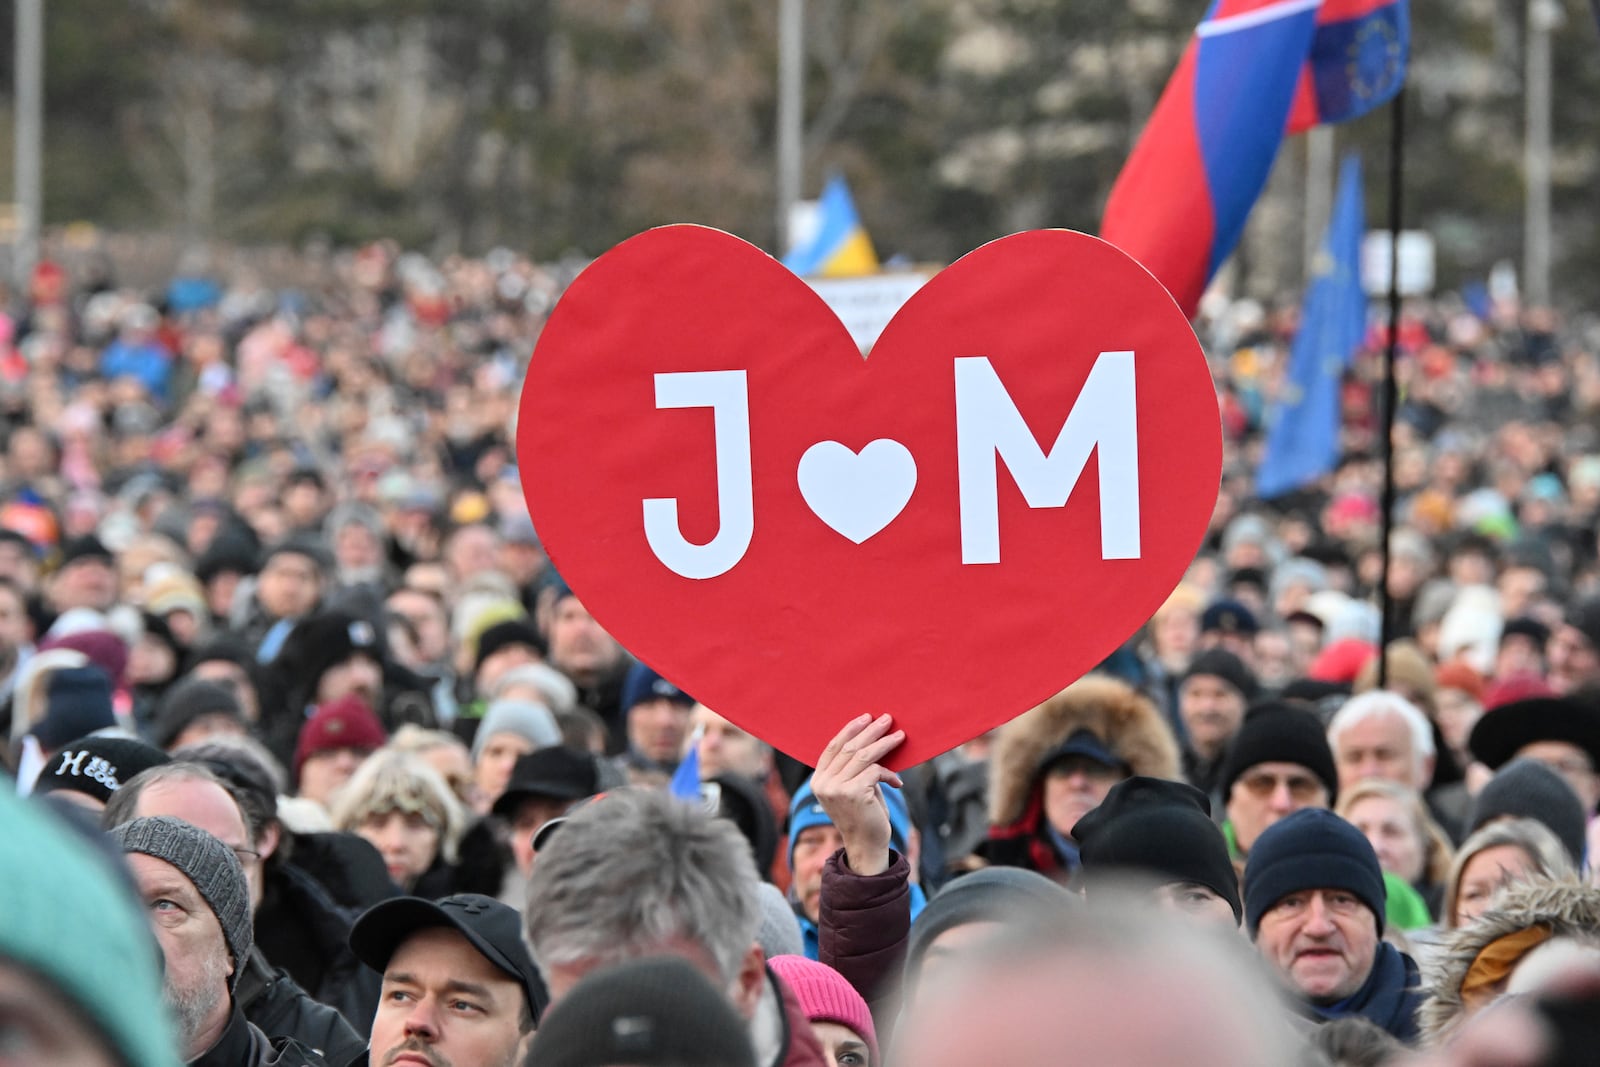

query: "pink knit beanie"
left=768, top=955, right=878, bottom=1066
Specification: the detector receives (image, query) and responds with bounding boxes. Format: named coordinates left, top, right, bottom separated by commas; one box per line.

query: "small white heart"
left=797, top=439, right=918, bottom=544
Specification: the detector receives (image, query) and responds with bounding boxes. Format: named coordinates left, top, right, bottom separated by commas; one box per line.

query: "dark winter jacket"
left=282, top=831, right=397, bottom=912
left=818, top=848, right=913, bottom=1027
left=255, top=844, right=393, bottom=1039
left=574, top=660, right=631, bottom=755
left=409, top=818, right=510, bottom=900
left=192, top=1004, right=326, bottom=1067
left=924, top=755, right=990, bottom=874
left=236, top=948, right=365, bottom=1067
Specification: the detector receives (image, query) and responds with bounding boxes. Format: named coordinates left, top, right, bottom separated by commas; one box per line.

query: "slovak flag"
left=1289, top=0, right=1410, bottom=131
left=1101, top=0, right=1408, bottom=319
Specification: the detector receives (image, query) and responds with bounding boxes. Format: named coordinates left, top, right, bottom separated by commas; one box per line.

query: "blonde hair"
left=1441, top=818, right=1575, bottom=929
left=329, top=749, right=467, bottom=864
left=1154, top=583, right=1205, bottom=621
left=1351, top=640, right=1438, bottom=714
left=1335, top=778, right=1455, bottom=886
left=388, top=724, right=470, bottom=759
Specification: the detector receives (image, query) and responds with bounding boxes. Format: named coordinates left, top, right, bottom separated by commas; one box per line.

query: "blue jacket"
left=798, top=872, right=925, bottom=961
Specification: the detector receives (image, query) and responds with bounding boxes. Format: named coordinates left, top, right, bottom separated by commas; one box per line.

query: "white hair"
left=1328, top=689, right=1436, bottom=771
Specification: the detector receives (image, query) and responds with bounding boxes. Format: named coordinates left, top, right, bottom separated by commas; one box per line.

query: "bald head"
left=894, top=907, right=1307, bottom=1067
left=105, top=763, right=261, bottom=910
left=134, top=777, right=250, bottom=852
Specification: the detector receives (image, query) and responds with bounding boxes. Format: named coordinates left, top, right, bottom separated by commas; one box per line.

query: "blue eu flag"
left=1257, top=154, right=1367, bottom=499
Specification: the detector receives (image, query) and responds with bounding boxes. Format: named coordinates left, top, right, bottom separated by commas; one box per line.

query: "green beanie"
left=0, top=784, right=182, bottom=1067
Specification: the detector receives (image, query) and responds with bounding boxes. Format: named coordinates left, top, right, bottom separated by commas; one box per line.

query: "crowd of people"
left=3, top=242, right=1600, bottom=1067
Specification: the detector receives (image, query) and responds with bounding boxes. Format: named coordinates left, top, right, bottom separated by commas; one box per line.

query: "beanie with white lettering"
left=33, top=736, right=171, bottom=806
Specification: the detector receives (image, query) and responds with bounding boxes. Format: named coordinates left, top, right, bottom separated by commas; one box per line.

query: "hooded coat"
left=982, top=674, right=1180, bottom=877
left=1418, top=880, right=1600, bottom=1046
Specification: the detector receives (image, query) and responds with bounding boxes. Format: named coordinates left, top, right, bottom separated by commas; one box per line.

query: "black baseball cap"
left=350, top=893, right=548, bottom=1021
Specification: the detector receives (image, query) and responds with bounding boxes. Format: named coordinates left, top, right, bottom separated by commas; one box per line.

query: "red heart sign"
left=518, top=226, right=1220, bottom=769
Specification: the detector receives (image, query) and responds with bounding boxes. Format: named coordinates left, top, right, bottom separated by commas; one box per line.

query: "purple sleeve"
left=818, top=847, right=911, bottom=1026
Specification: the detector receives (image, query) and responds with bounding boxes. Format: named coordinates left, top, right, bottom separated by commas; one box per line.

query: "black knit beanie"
left=281, top=612, right=383, bottom=694
left=1073, top=777, right=1242, bottom=923
left=474, top=619, right=546, bottom=674
left=1219, top=701, right=1339, bottom=803
left=527, top=955, right=754, bottom=1067
left=1243, top=808, right=1385, bottom=936
left=149, top=678, right=246, bottom=750
left=1469, top=757, right=1588, bottom=866
left=32, top=736, right=171, bottom=806
left=1182, top=649, right=1260, bottom=702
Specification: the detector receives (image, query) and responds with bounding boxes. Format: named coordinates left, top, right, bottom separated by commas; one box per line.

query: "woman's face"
left=1346, top=794, right=1425, bottom=884
left=1454, top=844, right=1536, bottom=926
left=358, top=809, right=441, bottom=891
left=811, top=1020, right=871, bottom=1067
left=1152, top=608, right=1199, bottom=662
left=1434, top=687, right=1483, bottom=757
left=474, top=732, right=537, bottom=803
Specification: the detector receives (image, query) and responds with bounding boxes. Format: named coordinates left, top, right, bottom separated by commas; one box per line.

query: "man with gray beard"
left=111, top=817, right=326, bottom=1067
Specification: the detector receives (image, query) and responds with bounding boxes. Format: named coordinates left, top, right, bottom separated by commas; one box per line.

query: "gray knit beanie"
left=1469, top=758, right=1589, bottom=866
left=111, top=816, right=253, bottom=990
left=755, top=881, right=804, bottom=959
left=471, top=699, right=561, bottom=761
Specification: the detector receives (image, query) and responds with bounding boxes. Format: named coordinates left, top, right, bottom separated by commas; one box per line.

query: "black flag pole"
left=1375, top=85, right=1406, bottom=690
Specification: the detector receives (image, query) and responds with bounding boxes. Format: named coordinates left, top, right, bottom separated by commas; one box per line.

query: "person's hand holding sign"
left=811, top=714, right=906, bottom=877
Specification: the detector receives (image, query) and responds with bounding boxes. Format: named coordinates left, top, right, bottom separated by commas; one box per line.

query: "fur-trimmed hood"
left=988, top=673, right=1180, bottom=827
left=1418, top=880, right=1600, bottom=1046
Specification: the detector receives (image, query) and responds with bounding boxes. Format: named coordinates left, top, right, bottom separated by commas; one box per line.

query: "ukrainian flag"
left=782, top=175, right=879, bottom=278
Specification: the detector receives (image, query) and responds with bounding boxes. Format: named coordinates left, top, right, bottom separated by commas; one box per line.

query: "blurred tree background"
left=0, top=0, right=1595, bottom=302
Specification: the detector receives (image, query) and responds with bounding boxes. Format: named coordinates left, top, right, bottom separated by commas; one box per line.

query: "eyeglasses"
left=231, top=846, right=262, bottom=864
left=1238, top=772, right=1325, bottom=801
